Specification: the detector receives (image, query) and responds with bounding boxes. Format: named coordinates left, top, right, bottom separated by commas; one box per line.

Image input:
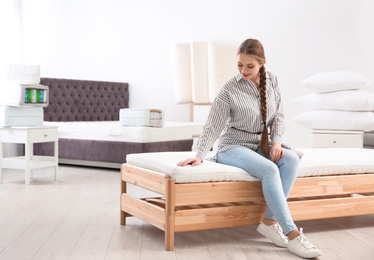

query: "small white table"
left=0, top=126, right=58, bottom=184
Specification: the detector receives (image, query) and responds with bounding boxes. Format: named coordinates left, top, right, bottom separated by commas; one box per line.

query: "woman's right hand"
left=177, top=157, right=203, bottom=167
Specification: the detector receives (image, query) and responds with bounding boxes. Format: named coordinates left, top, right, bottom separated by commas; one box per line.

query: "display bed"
left=39, top=121, right=203, bottom=167
left=33, top=78, right=203, bottom=168
left=120, top=148, right=374, bottom=250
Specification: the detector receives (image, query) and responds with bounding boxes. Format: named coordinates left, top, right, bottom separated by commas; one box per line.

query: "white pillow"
left=301, top=71, right=369, bottom=93
left=292, top=90, right=374, bottom=111
left=293, top=110, right=374, bottom=131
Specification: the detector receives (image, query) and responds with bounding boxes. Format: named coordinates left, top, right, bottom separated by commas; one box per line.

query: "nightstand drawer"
left=312, top=133, right=363, bottom=148
left=29, top=128, right=58, bottom=143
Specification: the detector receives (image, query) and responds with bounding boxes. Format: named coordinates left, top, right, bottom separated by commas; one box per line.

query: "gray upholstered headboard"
left=40, top=78, right=129, bottom=121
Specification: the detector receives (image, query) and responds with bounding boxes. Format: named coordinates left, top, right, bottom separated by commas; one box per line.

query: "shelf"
left=2, top=156, right=57, bottom=170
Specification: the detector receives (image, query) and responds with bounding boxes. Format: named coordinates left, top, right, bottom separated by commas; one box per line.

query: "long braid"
left=237, top=38, right=269, bottom=155
left=259, top=65, right=269, bottom=156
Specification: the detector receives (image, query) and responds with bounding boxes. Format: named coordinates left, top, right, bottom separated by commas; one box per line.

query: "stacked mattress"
left=0, top=64, right=48, bottom=126
left=0, top=106, right=44, bottom=126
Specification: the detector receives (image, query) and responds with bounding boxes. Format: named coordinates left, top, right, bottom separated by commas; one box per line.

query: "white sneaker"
left=256, top=221, right=288, bottom=248
left=288, top=228, right=322, bottom=258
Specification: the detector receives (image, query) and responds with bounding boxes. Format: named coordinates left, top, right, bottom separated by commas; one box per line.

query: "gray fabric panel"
left=364, top=131, right=374, bottom=146
left=34, top=139, right=193, bottom=164
left=40, top=78, right=129, bottom=121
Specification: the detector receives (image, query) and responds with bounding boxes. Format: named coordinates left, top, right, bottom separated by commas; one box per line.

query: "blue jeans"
left=216, top=145, right=299, bottom=235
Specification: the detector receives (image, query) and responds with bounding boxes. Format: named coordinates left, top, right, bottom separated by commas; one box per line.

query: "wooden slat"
left=290, top=173, right=374, bottom=198
left=121, top=193, right=165, bottom=230
left=121, top=164, right=168, bottom=195
left=174, top=181, right=264, bottom=206
left=173, top=173, right=374, bottom=206
left=146, top=198, right=166, bottom=205
left=174, top=203, right=266, bottom=232
left=289, top=194, right=374, bottom=221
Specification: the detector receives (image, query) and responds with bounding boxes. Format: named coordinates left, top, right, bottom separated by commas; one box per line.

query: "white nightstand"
left=311, top=130, right=363, bottom=148
left=0, top=126, right=58, bottom=184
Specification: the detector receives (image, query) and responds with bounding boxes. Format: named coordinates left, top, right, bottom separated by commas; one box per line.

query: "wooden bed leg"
left=165, top=178, right=175, bottom=251
left=120, top=178, right=131, bottom=225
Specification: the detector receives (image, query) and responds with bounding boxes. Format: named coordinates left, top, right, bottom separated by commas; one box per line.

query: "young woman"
left=178, top=39, right=322, bottom=258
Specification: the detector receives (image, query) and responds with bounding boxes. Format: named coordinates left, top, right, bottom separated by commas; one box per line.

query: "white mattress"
left=0, top=106, right=43, bottom=126
left=43, top=121, right=203, bottom=143
left=120, top=108, right=164, bottom=127
left=126, top=148, right=374, bottom=183
left=190, top=42, right=210, bottom=103
left=172, top=43, right=193, bottom=104
left=1, top=64, right=40, bottom=84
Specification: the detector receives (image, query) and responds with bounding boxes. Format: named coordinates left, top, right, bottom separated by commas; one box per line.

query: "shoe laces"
left=273, top=223, right=287, bottom=240
left=297, top=228, right=316, bottom=250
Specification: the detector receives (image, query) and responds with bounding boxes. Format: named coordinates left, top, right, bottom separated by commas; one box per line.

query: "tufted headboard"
left=40, top=78, right=129, bottom=121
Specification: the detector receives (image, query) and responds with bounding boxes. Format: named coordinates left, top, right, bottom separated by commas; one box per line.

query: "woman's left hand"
left=270, top=143, right=284, bottom=163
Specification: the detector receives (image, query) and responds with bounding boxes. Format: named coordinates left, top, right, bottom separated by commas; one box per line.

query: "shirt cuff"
left=272, top=136, right=283, bottom=145
left=195, top=151, right=206, bottom=161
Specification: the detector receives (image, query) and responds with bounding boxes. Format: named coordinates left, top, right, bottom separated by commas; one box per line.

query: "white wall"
left=20, top=0, right=371, bottom=148
left=358, top=0, right=374, bottom=91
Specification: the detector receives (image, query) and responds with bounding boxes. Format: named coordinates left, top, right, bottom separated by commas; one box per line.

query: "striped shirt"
left=196, top=71, right=285, bottom=160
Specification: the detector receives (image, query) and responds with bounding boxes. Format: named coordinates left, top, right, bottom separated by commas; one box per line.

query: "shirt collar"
left=234, top=72, right=242, bottom=82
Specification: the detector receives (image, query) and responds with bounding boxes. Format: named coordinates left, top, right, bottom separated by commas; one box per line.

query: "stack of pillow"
left=293, top=71, right=374, bottom=132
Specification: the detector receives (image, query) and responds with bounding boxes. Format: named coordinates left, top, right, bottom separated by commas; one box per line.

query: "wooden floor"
left=1, top=166, right=374, bottom=260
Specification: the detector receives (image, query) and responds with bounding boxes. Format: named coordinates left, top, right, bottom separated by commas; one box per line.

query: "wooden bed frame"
left=120, top=163, right=374, bottom=251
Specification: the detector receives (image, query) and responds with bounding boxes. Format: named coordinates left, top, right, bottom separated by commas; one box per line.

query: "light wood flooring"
left=1, top=165, right=374, bottom=260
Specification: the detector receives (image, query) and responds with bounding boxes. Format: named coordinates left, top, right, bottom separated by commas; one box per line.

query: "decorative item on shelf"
left=0, top=83, right=48, bottom=107
left=0, top=64, right=48, bottom=126
left=24, top=84, right=48, bottom=105
left=119, top=108, right=164, bottom=127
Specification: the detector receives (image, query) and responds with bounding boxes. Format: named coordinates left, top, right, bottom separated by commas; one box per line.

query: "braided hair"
left=237, top=39, right=269, bottom=156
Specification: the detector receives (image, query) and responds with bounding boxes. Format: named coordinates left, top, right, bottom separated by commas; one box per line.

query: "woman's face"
left=237, top=53, right=262, bottom=83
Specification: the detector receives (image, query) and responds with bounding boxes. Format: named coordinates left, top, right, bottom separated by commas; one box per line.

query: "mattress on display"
left=0, top=106, right=44, bottom=126
left=119, top=108, right=164, bottom=127
left=43, top=121, right=203, bottom=143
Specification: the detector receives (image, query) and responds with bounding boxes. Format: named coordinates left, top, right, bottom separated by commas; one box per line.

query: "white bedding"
left=126, top=148, right=374, bottom=183
left=43, top=121, right=204, bottom=143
